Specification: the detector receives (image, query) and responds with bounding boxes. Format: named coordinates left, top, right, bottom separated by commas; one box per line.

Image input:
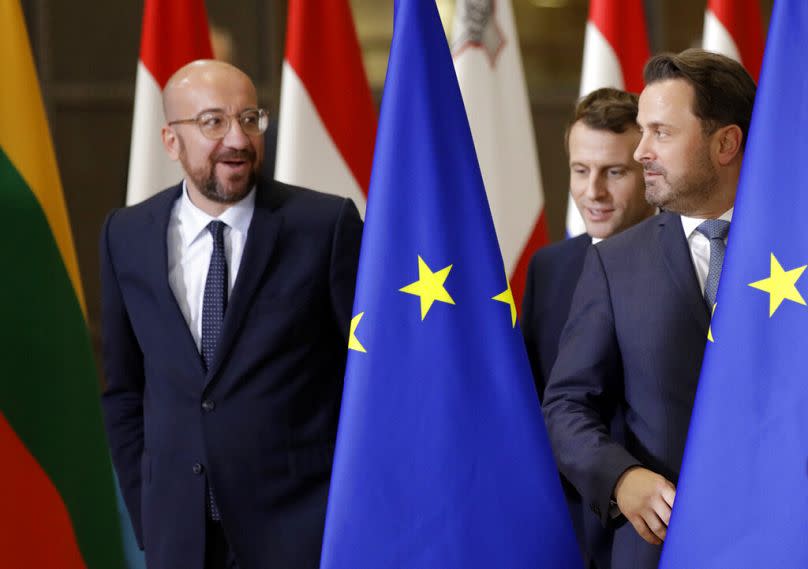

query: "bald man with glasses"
left=100, top=60, right=363, bottom=569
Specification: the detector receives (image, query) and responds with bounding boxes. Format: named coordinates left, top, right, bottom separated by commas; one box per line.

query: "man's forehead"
left=638, top=79, right=695, bottom=117
left=164, top=62, right=256, bottom=113
left=570, top=123, right=640, bottom=155
left=165, top=76, right=256, bottom=116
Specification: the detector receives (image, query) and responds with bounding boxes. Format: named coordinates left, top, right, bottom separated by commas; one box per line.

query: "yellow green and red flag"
left=0, top=1, right=125, bottom=566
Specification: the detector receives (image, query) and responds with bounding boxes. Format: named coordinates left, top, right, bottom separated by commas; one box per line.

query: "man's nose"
left=222, top=118, right=250, bottom=148
left=585, top=173, right=608, bottom=200
left=634, top=134, right=652, bottom=163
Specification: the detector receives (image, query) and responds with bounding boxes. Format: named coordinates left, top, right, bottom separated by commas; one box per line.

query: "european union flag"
left=660, top=2, right=808, bottom=567
left=319, top=1, right=580, bottom=567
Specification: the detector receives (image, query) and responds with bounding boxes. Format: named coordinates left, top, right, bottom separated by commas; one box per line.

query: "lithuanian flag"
left=0, top=1, right=125, bottom=566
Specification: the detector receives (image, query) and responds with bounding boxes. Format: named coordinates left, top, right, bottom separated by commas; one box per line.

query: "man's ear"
left=162, top=125, right=181, bottom=161
left=714, top=124, right=743, bottom=166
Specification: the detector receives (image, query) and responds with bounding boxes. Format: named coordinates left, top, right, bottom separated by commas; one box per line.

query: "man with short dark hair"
left=542, top=49, right=756, bottom=569
left=522, top=87, right=653, bottom=569
left=100, top=60, right=362, bottom=569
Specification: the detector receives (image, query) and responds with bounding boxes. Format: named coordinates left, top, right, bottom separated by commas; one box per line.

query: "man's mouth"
left=217, top=158, right=251, bottom=173
left=585, top=207, right=614, bottom=222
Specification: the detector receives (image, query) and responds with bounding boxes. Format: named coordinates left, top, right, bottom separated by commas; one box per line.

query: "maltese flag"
left=275, top=0, right=377, bottom=217
left=126, top=0, right=212, bottom=205
left=566, top=0, right=650, bottom=237
left=702, top=0, right=764, bottom=82
left=451, top=0, right=549, bottom=309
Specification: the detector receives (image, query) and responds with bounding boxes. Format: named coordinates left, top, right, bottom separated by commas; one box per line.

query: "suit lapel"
left=205, top=182, right=282, bottom=385
left=144, top=185, right=207, bottom=378
left=656, top=212, right=710, bottom=334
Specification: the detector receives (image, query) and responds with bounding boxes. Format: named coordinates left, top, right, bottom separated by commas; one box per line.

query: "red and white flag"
left=275, top=0, right=377, bottom=217
left=566, top=0, right=650, bottom=237
left=702, top=0, right=764, bottom=82
left=451, top=0, right=548, bottom=309
left=126, top=0, right=212, bottom=205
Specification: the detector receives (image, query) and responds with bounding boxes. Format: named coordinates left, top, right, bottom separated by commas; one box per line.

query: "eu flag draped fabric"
left=320, top=1, right=581, bottom=567
left=660, top=2, right=808, bottom=566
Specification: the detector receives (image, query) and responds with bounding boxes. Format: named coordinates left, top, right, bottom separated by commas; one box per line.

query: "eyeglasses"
left=168, top=108, right=269, bottom=140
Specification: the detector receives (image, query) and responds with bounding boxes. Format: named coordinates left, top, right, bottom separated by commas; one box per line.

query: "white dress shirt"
left=167, top=182, right=256, bottom=350
left=680, top=208, right=734, bottom=296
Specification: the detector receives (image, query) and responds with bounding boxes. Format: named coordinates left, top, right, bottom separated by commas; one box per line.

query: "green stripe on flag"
left=0, top=147, right=125, bottom=567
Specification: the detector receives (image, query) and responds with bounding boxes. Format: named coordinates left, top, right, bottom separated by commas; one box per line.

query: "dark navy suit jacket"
left=522, top=234, right=614, bottom=569
left=522, top=233, right=591, bottom=402
left=543, top=211, right=710, bottom=569
left=100, top=179, right=362, bottom=569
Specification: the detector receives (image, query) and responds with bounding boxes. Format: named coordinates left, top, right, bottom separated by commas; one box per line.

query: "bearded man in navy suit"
left=542, top=50, right=756, bottom=569
left=100, top=60, right=362, bottom=569
left=522, top=87, right=654, bottom=569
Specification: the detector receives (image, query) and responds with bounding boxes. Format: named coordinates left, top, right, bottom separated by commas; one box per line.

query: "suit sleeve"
left=542, top=245, right=641, bottom=525
left=520, top=254, right=546, bottom=402
left=99, top=210, right=146, bottom=549
left=328, top=198, right=363, bottom=340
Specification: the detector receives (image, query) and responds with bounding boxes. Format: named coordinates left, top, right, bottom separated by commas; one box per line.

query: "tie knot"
left=208, top=220, right=226, bottom=243
left=696, top=219, right=730, bottom=241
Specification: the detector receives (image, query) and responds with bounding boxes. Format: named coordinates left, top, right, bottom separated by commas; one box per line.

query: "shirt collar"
left=590, top=208, right=660, bottom=245
left=681, top=207, right=734, bottom=239
left=177, top=180, right=256, bottom=248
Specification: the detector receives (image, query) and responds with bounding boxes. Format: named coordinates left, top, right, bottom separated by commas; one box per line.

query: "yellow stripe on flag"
left=0, top=0, right=86, bottom=315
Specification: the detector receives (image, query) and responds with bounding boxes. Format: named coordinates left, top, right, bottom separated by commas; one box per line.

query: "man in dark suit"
left=522, top=88, right=654, bottom=569
left=100, top=60, right=362, bottom=569
left=542, top=49, right=756, bottom=569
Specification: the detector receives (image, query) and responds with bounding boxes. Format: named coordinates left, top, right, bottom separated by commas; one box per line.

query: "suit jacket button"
left=202, top=399, right=215, bottom=412
left=192, top=462, right=204, bottom=475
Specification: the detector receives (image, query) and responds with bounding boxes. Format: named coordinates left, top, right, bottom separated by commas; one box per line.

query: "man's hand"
left=613, top=466, right=676, bottom=545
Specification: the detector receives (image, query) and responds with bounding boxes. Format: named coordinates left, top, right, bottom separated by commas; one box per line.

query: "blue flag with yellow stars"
left=660, top=2, right=808, bottom=567
left=319, top=1, right=581, bottom=568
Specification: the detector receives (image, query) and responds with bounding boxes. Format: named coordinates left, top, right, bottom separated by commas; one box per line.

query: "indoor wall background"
left=17, top=0, right=773, bottom=373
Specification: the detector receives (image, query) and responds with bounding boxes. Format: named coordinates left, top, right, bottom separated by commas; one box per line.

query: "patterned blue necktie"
left=201, top=220, right=227, bottom=520
left=201, top=220, right=228, bottom=371
left=696, top=219, right=730, bottom=310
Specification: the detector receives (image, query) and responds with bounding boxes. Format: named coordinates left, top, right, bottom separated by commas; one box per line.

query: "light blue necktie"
left=696, top=219, right=730, bottom=309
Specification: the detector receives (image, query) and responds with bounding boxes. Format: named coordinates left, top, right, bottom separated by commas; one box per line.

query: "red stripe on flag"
left=589, top=0, right=651, bottom=93
left=708, top=0, right=764, bottom=82
left=140, top=0, right=213, bottom=88
left=0, top=413, right=86, bottom=568
left=512, top=210, right=549, bottom=316
left=284, top=0, right=377, bottom=194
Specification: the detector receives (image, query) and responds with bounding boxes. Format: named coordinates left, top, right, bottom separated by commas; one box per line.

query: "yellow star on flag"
left=399, top=256, right=455, bottom=320
left=492, top=277, right=517, bottom=328
left=707, top=303, right=717, bottom=343
left=748, top=253, right=807, bottom=317
left=348, top=312, right=367, bottom=353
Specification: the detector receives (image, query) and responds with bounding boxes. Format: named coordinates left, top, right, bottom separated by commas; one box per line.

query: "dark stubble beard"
left=179, top=136, right=259, bottom=204
left=199, top=148, right=258, bottom=204
left=645, top=149, right=719, bottom=216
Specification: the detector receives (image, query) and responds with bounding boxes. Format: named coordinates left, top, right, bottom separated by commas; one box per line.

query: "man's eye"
left=201, top=114, right=224, bottom=128
left=609, top=169, right=625, bottom=177
left=241, top=113, right=259, bottom=125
